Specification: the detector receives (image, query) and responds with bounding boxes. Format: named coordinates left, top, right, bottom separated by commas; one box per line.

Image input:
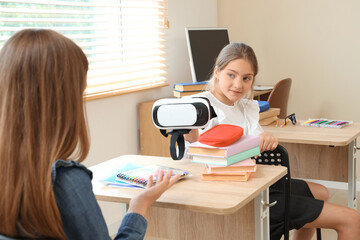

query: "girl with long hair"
left=0, top=29, right=179, bottom=240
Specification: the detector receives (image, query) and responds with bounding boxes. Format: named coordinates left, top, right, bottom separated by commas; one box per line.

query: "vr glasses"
left=152, top=97, right=216, bottom=160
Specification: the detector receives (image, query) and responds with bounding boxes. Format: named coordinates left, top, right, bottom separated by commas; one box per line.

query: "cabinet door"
left=139, top=99, right=171, bottom=157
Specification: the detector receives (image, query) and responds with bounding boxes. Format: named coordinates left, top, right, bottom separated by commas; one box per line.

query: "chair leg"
left=316, top=228, right=321, bottom=240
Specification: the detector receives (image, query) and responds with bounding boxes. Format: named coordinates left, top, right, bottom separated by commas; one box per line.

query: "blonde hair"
left=0, top=29, right=89, bottom=239
left=206, top=42, right=258, bottom=99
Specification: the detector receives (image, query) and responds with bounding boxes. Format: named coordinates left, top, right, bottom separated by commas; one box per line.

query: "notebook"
left=116, top=165, right=190, bottom=188
left=102, top=162, right=143, bottom=188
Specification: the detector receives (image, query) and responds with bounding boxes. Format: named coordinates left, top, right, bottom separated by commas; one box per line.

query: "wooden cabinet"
left=139, top=99, right=171, bottom=157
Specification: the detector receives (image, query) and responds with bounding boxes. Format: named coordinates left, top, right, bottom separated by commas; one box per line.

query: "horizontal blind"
left=0, top=0, right=168, bottom=100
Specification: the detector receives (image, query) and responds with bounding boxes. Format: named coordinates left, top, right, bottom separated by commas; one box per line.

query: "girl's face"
left=212, top=58, right=254, bottom=106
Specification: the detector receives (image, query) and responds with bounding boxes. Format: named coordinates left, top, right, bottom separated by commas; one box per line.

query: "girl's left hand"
left=259, top=132, right=278, bottom=152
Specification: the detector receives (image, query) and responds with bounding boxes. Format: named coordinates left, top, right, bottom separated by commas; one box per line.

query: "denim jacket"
left=0, top=160, right=147, bottom=240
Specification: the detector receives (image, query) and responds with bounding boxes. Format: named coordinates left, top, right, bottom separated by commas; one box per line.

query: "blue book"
left=173, top=81, right=207, bottom=92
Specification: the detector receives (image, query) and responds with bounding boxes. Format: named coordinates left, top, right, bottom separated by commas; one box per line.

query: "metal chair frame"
left=254, top=145, right=321, bottom=240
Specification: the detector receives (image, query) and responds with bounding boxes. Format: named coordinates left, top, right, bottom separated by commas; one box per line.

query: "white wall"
left=218, top=0, right=360, bottom=122
left=84, top=0, right=218, bottom=168
left=86, top=0, right=218, bottom=235
left=218, top=0, right=360, bottom=185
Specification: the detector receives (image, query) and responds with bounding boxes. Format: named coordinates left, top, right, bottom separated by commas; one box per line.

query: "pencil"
left=281, top=119, right=290, bottom=128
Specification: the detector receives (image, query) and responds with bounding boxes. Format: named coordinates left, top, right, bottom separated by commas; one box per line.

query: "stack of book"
left=259, top=108, right=280, bottom=126
left=173, top=82, right=207, bottom=98
left=202, top=158, right=257, bottom=181
left=188, top=135, right=260, bottom=181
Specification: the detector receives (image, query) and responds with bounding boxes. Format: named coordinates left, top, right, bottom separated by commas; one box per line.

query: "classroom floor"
left=284, top=187, right=360, bottom=240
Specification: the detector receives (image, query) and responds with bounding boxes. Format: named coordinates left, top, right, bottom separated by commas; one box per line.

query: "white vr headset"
left=152, top=97, right=217, bottom=160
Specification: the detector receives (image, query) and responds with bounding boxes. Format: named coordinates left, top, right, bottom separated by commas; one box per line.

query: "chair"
left=255, top=145, right=321, bottom=240
left=267, top=78, right=292, bottom=119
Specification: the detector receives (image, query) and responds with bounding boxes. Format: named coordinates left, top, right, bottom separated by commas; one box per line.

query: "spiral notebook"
left=116, top=165, right=190, bottom=188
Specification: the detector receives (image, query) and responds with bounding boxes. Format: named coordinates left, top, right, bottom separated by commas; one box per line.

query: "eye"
left=243, top=76, right=253, bottom=81
left=227, top=73, right=235, bottom=78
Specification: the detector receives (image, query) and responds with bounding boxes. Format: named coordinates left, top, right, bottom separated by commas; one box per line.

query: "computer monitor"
left=185, top=27, right=230, bottom=83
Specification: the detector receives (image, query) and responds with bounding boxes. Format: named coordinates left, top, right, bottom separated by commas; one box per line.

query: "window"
left=0, top=0, right=168, bottom=100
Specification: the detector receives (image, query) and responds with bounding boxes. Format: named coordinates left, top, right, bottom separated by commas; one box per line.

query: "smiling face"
left=212, top=58, right=254, bottom=106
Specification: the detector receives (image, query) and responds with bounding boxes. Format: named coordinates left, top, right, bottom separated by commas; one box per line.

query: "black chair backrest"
left=255, top=145, right=291, bottom=179
left=254, top=145, right=291, bottom=240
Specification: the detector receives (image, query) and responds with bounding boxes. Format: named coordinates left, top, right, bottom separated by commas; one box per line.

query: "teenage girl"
left=0, top=29, right=180, bottom=239
left=185, top=42, right=360, bottom=240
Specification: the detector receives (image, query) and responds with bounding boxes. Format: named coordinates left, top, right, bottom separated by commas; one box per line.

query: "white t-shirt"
left=188, top=91, right=264, bottom=136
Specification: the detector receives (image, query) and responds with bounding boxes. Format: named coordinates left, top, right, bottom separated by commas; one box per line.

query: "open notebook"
left=116, top=165, right=190, bottom=188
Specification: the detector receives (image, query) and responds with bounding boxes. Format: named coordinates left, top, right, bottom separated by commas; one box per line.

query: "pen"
left=315, top=120, right=328, bottom=125
left=335, top=121, right=348, bottom=126
left=303, top=119, right=318, bottom=124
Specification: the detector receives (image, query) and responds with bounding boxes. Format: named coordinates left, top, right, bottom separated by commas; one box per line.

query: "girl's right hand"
left=127, top=170, right=181, bottom=217
left=259, top=132, right=278, bottom=152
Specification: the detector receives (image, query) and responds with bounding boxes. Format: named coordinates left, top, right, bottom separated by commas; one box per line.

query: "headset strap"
left=159, top=129, right=190, bottom=160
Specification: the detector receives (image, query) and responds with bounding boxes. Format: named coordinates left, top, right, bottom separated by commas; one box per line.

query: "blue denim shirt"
left=0, top=159, right=147, bottom=240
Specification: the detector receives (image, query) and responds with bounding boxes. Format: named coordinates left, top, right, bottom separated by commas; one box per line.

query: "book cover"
left=174, top=82, right=207, bottom=92
left=259, top=116, right=278, bottom=126
left=173, top=90, right=202, bottom=98
left=259, top=108, right=280, bottom=120
left=188, top=135, right=260, bottom=158
left=201, top=169, right=252, bottom=182
left=116, top=165, right=190, bottom=188
left=206, top=158, right=256, bottom=173
left=191, top=146, right=260, bottom=166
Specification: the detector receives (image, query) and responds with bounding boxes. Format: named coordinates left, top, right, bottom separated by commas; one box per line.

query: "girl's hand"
left=127, top=170, right=181, bottom=217
left=259, top=132, right=278, bottom=152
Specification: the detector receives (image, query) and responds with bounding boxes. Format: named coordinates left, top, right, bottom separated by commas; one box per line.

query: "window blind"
left=0, top=0, right=168, bottom=100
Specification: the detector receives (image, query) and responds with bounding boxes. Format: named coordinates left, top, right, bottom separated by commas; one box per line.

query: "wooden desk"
left=254, top=89, right=272, bottom=100
left=262, top=122, right=360, bottom=209
left=91, top=155, right=287, bottom=240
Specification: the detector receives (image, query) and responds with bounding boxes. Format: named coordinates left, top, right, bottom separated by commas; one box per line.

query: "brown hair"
left=206, top=42, right=258, bottom=99
left=0, top=29, right=89, bottom=239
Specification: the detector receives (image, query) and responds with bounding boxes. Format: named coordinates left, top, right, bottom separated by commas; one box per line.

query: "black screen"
left=187, top=29, right=230, bottom=82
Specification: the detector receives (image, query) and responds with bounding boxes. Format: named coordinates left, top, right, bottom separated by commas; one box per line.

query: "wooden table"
left=263, top=122, right=360, bottom=209
left=91, top=155, right=287, bottom=240
left=254, top=89, right=272, bottom=100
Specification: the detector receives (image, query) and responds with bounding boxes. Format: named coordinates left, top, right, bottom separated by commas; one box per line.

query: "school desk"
left=262, top=122, right=360, bottom=209
left=90, top=155, right=287, bottom=240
